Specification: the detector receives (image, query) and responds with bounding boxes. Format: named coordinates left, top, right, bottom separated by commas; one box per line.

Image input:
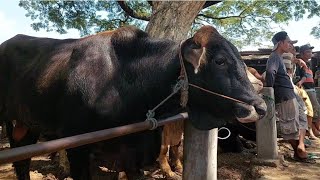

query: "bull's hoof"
left=165, top=170, right=176, bottom=178
left=243, top=140, right=256, bottom=149
left=165, top=172, right=182, bottom=180
left=174, top=167, right=183, bottom=175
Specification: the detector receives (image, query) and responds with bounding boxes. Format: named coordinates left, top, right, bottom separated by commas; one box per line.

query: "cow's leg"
left=50, top=150, right=70, bottom=176
left=67, top=146, right=91, bottom=180
left=57, top=150, right=70, bottom=177
left=118, top=171, right=128, bottom=180
left=7, top=121, right=39, bottom=180
left=169, top=141, right=182, bottom=174
left=13, top=159, right=31, bottom=180
left=159, top=144, right=175, bottom=177
left=0, top=120, right=6, bottom=139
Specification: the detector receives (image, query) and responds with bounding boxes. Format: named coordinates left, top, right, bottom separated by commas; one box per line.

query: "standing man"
left=265, top=32, right=313, bottom=163
left=296, top=44, right=320, bottom=138
left=288, top=44, right=318, bottom=139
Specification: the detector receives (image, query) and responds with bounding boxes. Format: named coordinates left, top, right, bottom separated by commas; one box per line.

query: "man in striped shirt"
left=296, top=44, right=320, bottom=138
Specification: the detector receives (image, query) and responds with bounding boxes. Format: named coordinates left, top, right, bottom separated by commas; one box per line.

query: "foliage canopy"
left=19, top=0, right=320, bottom=49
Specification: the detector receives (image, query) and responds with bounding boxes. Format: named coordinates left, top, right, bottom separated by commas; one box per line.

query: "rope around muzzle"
left=188, top=83, right=249, bottom=105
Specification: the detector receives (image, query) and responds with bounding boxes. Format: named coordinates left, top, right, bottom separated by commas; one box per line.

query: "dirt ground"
left=1, top=138, right=320, bottom=180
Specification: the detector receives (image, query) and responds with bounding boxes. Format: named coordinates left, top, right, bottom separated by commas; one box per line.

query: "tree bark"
left=146, top=1, right=206, bottom=41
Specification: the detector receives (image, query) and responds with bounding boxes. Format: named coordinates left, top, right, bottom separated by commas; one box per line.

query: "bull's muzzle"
left=235, top=100, right=267, bottom=123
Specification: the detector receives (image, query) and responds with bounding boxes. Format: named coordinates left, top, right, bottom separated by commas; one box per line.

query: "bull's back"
left=1, top=34, right=76, bottom=73
left=0, top=33, right=119, bottom=132
left=0, top=35, right=79, bottom=128
left=0, top=35, right=77, bottom=96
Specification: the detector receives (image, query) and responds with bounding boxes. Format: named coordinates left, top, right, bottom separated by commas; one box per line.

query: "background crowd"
left=253, top=31, right=320, bottom=164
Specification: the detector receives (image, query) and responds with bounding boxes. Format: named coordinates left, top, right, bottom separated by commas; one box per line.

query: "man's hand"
left=297, top=58, right=307, bottom=69
left=296, top=80, right=303, bottom=88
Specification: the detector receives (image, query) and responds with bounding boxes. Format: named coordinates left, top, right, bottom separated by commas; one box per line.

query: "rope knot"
left=145, top=110, right=158, bottom=130
left=146, top=110, right=155, bottom=119
left=146, top=117, right=158, bottom=130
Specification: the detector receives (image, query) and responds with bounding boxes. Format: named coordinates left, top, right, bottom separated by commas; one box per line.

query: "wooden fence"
left=0, top=87, right=277, bottom=180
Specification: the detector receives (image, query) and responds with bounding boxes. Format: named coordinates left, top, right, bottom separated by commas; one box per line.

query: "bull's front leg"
left=67, top=146, right=91, bottom=180
left=7, top=121, right=39, bottom=180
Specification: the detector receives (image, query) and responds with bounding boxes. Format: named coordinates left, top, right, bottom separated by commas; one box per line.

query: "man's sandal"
left=293, top=154, right=317, bottom=164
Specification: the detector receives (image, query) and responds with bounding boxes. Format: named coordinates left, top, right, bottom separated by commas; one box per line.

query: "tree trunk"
left=146, top=1, right=205, bottom=41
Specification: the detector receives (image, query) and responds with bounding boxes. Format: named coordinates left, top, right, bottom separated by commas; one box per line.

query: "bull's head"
left=181, top=26, right=267, bottom=130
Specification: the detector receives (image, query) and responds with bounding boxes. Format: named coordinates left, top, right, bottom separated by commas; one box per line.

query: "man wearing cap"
left=265, top=31, right=311, bottom=162
left=288, top=45, right=307, bottom=78
left=296, top=44, right=320, bottom=138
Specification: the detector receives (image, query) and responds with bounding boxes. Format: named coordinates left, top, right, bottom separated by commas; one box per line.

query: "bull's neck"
left=152, top=45, right=182, bottom=88
left=138, top=44, right=183, bottom=104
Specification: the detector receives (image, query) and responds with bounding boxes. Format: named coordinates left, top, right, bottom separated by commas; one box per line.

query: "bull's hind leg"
left=159, top=145, right=175, bottom=177
left=169, top=141, right=183, bottom=174
left=6, top=121, right=39, bottom=180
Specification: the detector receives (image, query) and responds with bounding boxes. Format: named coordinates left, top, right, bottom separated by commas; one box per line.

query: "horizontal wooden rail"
left=0, top=113, right=188, bottom=164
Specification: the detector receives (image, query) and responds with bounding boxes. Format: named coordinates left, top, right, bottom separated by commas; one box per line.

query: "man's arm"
left=248, top=67, right=264, bottom=81
left=265, top=55, right=279, bottom=87
left=292, top=58, right=307, bottom=69
left=296, top=65, right=307, bottom=87
left=297, top=77, right=306, bottom=87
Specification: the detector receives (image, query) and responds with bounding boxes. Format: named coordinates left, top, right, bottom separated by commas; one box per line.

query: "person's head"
left=272, top=31, right=297, bottom=54
left=299, top=43, right=314, bottom=61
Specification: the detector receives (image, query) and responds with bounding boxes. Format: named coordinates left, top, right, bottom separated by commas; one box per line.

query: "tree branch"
left=202, top=1, right=221, bottom=9
left=197, top=13, right=243, bottom=20
left=117, top=1, right=150, bottom=21
left=197, top=4, right=252, bottom=21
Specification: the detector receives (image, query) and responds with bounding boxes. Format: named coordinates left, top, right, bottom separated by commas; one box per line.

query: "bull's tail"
left=0, top=41, right=8, bottom=113
left=0, top=41, right=9, bottom=139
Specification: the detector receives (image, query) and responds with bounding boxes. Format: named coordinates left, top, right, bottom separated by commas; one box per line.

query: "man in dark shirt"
left=265, top=32, right=312, bottom=162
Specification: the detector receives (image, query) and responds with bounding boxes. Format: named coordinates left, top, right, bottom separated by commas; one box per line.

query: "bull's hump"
left=97, top=30, right=116, bottom=37
left=82, top=26, right=148, bottom=42
left=80, top=30, right=115, bottom=41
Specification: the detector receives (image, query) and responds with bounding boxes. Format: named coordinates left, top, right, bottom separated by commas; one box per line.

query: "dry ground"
left=1, top=138, right=320, bottom=180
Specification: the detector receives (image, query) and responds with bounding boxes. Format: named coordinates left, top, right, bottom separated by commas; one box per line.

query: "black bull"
left=0, top=26, right=266, bottom=179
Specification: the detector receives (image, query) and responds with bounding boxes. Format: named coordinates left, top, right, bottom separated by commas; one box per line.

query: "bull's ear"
left=181, top=26, right=218, bottom=74
left=181, top=39, right=205, bottom=74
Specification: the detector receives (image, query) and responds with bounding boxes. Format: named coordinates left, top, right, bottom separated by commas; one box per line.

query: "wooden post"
left=183, top=121, right=218, bottom=180
left=256, top=87, right=278, bottom=160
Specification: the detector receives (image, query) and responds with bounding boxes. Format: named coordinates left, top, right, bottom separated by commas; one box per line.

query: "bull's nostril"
left=255, top=102, right=267, bottom=116
left=254, top=101, right=267, bottom=117
left=256, top=107, right=266, bottom=116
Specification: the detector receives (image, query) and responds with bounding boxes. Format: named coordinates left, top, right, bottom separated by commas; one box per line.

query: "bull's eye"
left=215, top=58, right=225, bottom=66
